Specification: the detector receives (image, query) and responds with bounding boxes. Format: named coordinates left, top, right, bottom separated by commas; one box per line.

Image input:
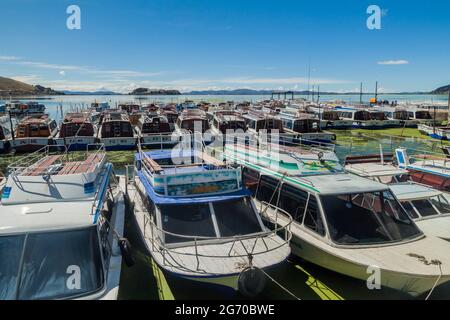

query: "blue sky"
left=0, top=0, right=449, bottom=93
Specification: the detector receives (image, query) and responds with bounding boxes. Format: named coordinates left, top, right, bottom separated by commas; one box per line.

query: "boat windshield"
left=406, top=194, right=450, bottom=218
left=0, top=227, right=103, bottom=300
left=320, top=190, right=422, bottom=245
left=159, top=197, right=263, bottom=244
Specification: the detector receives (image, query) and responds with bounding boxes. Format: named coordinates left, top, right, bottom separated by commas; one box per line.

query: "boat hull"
left=10, top=138, right=51, bottom=152
left=99, top=137, right=137, bottom=151
left=54, top=136, right=98, bottom=151
left=290, top=234, right=450, bottom=297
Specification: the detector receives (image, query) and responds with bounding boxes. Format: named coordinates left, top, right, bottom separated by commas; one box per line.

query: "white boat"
left=395, top=148, right=450, bottom=191
left=126, top=148, right=292, bottom=297
left=214, top=143, right=450, bottom=297
left=0, top=145, right=128, bottom=300
left=345, top=154, right=450, bottom=240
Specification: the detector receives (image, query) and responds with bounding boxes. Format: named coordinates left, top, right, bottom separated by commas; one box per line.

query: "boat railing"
left=401, top=147, right=450, bottom=168
left=140, top=199, right=292, bottom=272
left=7, top=143, right=106, bottom=175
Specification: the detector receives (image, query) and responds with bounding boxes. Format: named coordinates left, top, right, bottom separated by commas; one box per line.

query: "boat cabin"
left=211, top=112, right=247, bottom=134
left=59, top=113, right=95, bottom=138
left=16, top=114, right=57, bottom=139
left=99, top=112, right=134, bottom=138
left=176, top=109, right=210, bottom=133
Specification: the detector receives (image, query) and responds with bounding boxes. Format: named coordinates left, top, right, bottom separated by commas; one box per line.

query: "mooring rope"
left=259, top=267, right=301, bottom=300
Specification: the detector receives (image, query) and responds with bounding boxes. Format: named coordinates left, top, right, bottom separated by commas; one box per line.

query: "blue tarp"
left=137, top=171, right=251, bottom=205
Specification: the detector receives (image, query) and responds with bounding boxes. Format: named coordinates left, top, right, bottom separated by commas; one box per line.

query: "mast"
left=375, top=81, right=378, bottom=103
left=447, top=89, right=450, bottom=126
left=359, top=82, right=363, bottom=105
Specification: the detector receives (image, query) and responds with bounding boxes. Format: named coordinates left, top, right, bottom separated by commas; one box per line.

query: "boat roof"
left=345, top=162, right=409, bottom=177
left=0, top=200, right=97, bottom=235
left=62, top=112, right=91, bottom=123
left=19, top=114, right=51, bottom=125
left=389, top=183, right=443, bottom=201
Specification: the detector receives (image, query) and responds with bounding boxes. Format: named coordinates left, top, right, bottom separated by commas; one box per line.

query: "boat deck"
left=21, top=153, right=103, bottom=176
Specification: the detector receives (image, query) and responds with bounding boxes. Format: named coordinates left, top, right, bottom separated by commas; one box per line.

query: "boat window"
left=0, top=227, right=103, bottom=300
left=303, top=196, right=326, bottom=236
left=278, top=184, right=308, bottom=223
left=411, top=199, right=439, bottom=217
left=0, top=234, right=26, bottom=299
left=159, top=203, right=216, bottom=243
left=320, top=190, right=421, bottom=245
left=401, top=201, right=419, bottom=219
left=430, top=195, right=450, bottom=214
left=256, top=175, right=279, bottom=205
left=393, top=174, right=411, bottom=183
left=213, top=197, right=262, bottom=237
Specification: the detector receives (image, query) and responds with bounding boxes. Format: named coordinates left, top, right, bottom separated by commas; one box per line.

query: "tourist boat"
left=54, top=112, right=98, bottom=151
left=277, top=111, right=336, bottom=144
left=345, top=153, right=450, bottom=240
left=91, top=102, right=110, bottom=112
left=395, top=148, right=450, bottom=191
left=119, top=103, right=140, bottom=114
left=126, top=148, right=292, bottom=296
left=214, top=143, right=450, bottom=296
left=0, top=115, right=17, bottom=152
left=335, top=107, right=400, bottom=129
left=5, top=101, right=46, bottom=118
left=10, top=114, right=58, bottom=152
left=417, top=124, right=450, bottom=140
left=308, top=107, right=354, bottom=129
left=135, top=113, right=176, bottom=148
left=379, top=107, right=419, bottom=128
left=210, top=111, right=247, bottom=136
left=176, top=100, right=197, bottom=112
left=241, top=110, right=291, bottom=143
left=160, top=105, right=178, bottom=131
left=174, top=109, right=211, bottom=144
left=0, top=145, right=127, bottom=299
left=97, top=111, right=137, bottom=150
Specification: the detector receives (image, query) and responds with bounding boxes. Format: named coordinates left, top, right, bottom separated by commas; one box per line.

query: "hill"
left=431, top=85, right=450, bottom=94
left=0, top=76, right=62, bottom=96
left=130, top=88, right=181, bottom=95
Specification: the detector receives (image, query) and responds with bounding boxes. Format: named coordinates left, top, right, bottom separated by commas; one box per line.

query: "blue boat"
left=127, top=148, right=292, bottom=296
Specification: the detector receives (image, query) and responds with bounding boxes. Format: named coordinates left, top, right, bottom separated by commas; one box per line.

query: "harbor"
left=2, top=95, right=450, bottom=300
left=3, top=0, right=450, bottom=306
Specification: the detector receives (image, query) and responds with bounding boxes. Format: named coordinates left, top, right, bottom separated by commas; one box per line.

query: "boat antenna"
left=379, top=144, right=384, bottom=165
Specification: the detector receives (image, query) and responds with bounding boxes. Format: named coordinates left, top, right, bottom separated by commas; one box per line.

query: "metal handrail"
left=136, top=194, right=293, bottom=265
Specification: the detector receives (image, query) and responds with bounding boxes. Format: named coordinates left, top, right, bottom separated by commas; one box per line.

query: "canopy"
left=137, top=171, right=251, bottom=205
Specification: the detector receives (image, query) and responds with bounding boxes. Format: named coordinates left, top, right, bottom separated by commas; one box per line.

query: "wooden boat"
left=210, top=111, right=247, bottom=135
left=160, top=105, right=178, bottom=132
left=345, top=153, right=450, bottom=241
left=135, top=113, right=176, bottom=148
left=174, top=109, right=210, bottom=136
left=214, top=143, right=450, bottom=296
left=5, top=101, right=46, bottom=118
left=126, top=148, right=291, bottom=296
left=54, top=112, right=98, bottom=151
left=278, top=111, right=336, bottom=144
left=10, top=114, right=58, bottom=152
left=97, top=111, right=137, bottom=150
left=0, top=145, right=126, bottom=299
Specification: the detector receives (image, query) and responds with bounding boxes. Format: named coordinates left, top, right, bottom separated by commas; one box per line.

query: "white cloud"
left=10, top=75, right=41, bottom=83
left=377, top=60, right=409, bottom=65
left=59, top=70, right=66, bottom=76
left=0, top=55, right=21, bottom=61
